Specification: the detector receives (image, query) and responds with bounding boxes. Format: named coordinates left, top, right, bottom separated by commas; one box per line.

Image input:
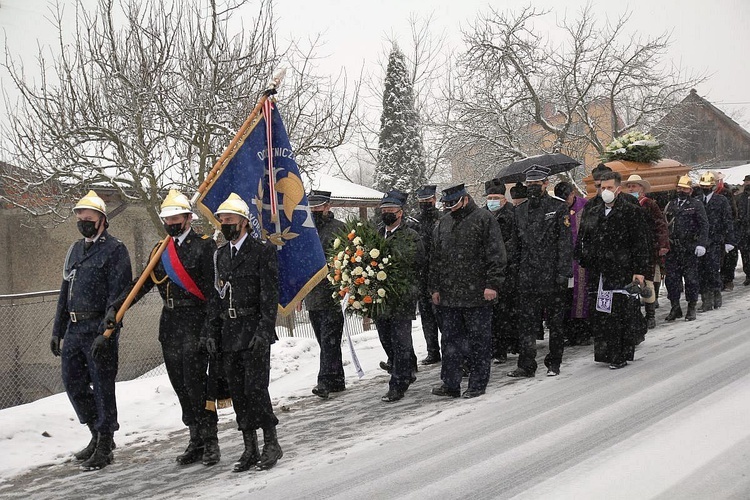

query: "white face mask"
left=601, top=189, right=616, bottom=204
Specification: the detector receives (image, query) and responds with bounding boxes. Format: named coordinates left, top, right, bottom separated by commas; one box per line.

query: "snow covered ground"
left=1, top=284, right=750, bottom=499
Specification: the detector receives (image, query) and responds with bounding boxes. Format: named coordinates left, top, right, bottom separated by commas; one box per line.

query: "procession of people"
left=49, top=164, right=740, bottom=472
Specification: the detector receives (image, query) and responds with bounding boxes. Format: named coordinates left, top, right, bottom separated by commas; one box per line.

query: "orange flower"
left=350, top=257, right=357, bottom=263
left=371, top=260, right=378, bottom=267
left=347, top=232, right=355, bottom=241
left=334, top=275, right=341, bottom=282
left=355, top=277, right=365, bottom=285
left=363, top=295, right=373, bottom=304
left=355, top=248, right=364, bottom=257
left=348, top=297, right=355, bottom=304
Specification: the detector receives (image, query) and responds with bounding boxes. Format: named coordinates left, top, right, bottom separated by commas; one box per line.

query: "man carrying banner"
left=203, top=193, right=283, bottom=472
left=50, top=190, right=132, bottom=471
left=105, top=190, right=223, bottom=467
left=305, top=190, right=347, bottom=399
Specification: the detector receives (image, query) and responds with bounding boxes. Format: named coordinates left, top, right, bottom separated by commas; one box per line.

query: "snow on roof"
left=692, top=163, right=750, bottom=185
left=304, top=172, right=384, bottom=205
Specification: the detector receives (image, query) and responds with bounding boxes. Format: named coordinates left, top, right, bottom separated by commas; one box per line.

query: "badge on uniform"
left=563, top=214, right=571, bottom=227
left=596, top=275, right=613, bottom=314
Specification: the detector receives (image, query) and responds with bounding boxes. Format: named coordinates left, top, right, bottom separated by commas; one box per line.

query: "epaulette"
left=201, top=234, right=210, bottom=239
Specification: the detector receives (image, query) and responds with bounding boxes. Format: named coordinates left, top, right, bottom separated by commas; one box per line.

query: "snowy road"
left=3, top=294, right=750, bottom=499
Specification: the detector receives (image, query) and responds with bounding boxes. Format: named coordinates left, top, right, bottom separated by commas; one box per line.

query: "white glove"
left=695, top=245, right=706, bottom=257
left=725, top=244, right=735, bottom=253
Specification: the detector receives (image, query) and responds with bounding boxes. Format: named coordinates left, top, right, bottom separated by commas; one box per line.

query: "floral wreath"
left=601, top=131, right=663, bottom=164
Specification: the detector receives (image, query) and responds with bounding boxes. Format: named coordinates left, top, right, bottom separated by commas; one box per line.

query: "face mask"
left=381, top=212, right=398, bottom=226
left=487, top=200, right=502, bottom=211
left=629, top=192, right=640, bottom=199
left=744, top=185, right=750, bottom=192
left=527, top=185, right=543, bottom=199
left=77, top=220, right=98, bottom=238
left=221, top=223, right=241, bottom=242
left=164, top=222, right=184, bottom=237
left=311, top=211, right=325, bottom=227
left=701, top=187, right=712, bottom=196
left=419, top=202, right=433, bottom=211
left=601, top=189, right=616, bottom=204
left=676, top=191, right=688, bottom=200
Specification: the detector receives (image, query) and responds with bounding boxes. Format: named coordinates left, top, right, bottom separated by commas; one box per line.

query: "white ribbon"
left=341, top=293, right=364, bottom=378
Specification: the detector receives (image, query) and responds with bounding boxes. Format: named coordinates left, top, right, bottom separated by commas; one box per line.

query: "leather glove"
left=104, top=307, right=118, bottom=329
left=248, top=335, right=269, bottom=357
left=50, top=336, right=61, bottom=357
left=205, top=338, right=217, bottom=355
left=90, top=335, right=113, bottom=361
left=725, top=244, right=735, bottom=253
left=695, top=245, right=706, bottom=257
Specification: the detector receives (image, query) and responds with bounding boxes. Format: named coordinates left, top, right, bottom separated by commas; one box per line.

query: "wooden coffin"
left=582, top=159, right=692, bottom=197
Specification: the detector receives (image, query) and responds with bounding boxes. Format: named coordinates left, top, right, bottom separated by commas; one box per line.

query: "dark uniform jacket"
left=511, top=194, right=572, bottom=295
left=377, top=224, right=425, bottom=319
left=205, top=237, right=279, bottom=352
left=736, top=189, right=750, bottom=241
left=112, top=229, right=216, bottom=342
left=417, top=206, right=441, bottom=265
left=664, top=196, right=709, bottom=251
left=53, top=231, right=132, bottom=338
left=489, top=203, right=516, bottom=294
left=306, top=212, right=345, bottom=311
left=575, top=195, right=650, bottom=291
left=429, top=199, right=506, bottom=307
left=703, top=193, right=736, bottom=247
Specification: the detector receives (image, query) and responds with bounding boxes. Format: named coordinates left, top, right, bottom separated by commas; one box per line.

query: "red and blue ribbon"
left=160, top=238, right=206, bottom=301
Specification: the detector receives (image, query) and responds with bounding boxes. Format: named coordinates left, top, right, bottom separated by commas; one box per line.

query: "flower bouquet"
left=600, top=131, right=663, bottom=164
left=326, top=219, right=409, bottom=318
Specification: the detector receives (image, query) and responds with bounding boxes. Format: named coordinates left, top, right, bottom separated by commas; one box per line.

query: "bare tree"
left=447, top=4, right=705, bottom=185
left=1, top=0, right=358, bottom=230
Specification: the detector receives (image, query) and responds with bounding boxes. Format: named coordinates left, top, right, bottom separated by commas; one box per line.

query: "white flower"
left=377, top=288, right=386, bottom=297
left=342, top=273, right=350, bottom=282
left=378, top=264, right=384, bottom=269
left=368, top=269, right=375, bottom=276
left=352, top=301, right=362, bottom=309
left=334, top=260, right=341, bottom=269
left=369, top=248, right=380, bottom=259
left=376, top=298, right=383, bottom=303
left=352, top=266, right=363, bottom=276
left=333, top=238, right=341, bottom=249
left=327, top=275, right=335, bottom=283
left=353, top=237, right=362, bottom=245
left=382, top=257, right=389, bottom=264
left=357, top=222, right=363, bottom=226
left=355, top=256, right=362, bottom=262
left=337, top=251, right=344, bottom=260
left=364, top=279, right=370, bottom=285
left=341, top=259, right=348, bottom=268
left=377, top=271, right=387, bottom=281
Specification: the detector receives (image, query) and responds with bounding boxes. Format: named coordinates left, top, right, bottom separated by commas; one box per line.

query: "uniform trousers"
left=439, top=305, right=492, bottom=392
left=516, top=291, right=565, bottom=374
left=699, top=243, right=723, bottom=293
left=665, top=246, right=700, bottom=302
left=374, top=318, right=415, bottom=393
left=223, top=348, right=278, bottom=431
left=309, top=309, right=346, bottom=390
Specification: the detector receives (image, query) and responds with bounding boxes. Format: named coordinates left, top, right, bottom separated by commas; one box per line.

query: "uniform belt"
left=222, top=307, right=258, bottom=320
left=69, top=311, right=104, bottom=323
left=163, top=298, right=201, bottom=309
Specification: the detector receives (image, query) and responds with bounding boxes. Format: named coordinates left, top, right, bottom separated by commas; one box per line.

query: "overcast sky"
left=2, top=0, right=749, bottom=124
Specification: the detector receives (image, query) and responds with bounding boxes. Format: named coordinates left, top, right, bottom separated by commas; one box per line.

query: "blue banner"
left=197, top=100, right=327, bottom=314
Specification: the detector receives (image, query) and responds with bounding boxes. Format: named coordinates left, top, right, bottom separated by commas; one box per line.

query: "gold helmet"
left=698, top=171, right=716, bottom=187
left=73, top=190, right=106, bottom=215
left=215, top=193, right=250, bottom=219
left=159, top=189, right=193, bottom=218
left=676, top=175, right=692, bottom=189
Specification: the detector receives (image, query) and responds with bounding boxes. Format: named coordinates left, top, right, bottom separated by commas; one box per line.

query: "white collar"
left=231, top=232, right=249, bottom=252
left=174, top=228, right=190, bottom=246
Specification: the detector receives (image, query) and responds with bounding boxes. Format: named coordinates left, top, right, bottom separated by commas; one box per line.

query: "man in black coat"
left=51, top=191, right=132, bottom=471
left=575, top=171, right=650, bottom=368
left=484, top=178, right=517, bottom=363
left=736, top=175, right=750, bottom=286
left=106, top=190, right=221, bottom=467
left=664, top=176, right=710, bottom=322
left=507, top=166, right=572, bottom=378
left=305, top=190, right=347, bottom=399
left=375, top=190, right=424, bottom=402
left=415, top=185, right=442, bottom=365
left=203, top=193, right=282, bottom=472
left=430, top=184, right=506, bottom=398
left=696, top=172, right=736, bottom=310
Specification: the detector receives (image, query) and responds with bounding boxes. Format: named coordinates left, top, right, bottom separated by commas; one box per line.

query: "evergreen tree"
left=374, top=45, right=426, bottom=202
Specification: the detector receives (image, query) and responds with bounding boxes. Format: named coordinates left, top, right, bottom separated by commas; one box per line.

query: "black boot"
left=201, top=423, right=221, bottom=466
left=685, top=301, right=697, bottom=321
left=714, top=290, right=722, bottom=308
left=232, top=429, right=260, bottom=472
left=665, top=301, right=683, bottom=321
left=176, top=425, right=204, bottom=465
left=653, top=281, right=661, bottom=308
left=80, top=433, right=114, bottom=471
left=74, top=423, right=98, bottom=461
left=699, top=291, right=714, bottom=312
left=645, top=302, right=656, bottom=330
left=256, top=426, right=283, bottom=471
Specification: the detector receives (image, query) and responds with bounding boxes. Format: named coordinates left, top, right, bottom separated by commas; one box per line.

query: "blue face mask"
left=487, top=200, right=502, bottom=211
left=629, top=192, right=640, bottom=199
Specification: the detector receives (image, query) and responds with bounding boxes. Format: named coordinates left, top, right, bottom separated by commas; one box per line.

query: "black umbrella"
left=496, top=153, right=581, bottom=183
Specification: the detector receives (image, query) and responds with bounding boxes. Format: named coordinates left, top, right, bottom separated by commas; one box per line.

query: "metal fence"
left=0, top=290, right=370, bottom=410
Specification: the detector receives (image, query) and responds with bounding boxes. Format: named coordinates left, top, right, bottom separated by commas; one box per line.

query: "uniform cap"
left=677, top=175, right=692, bottom=189
left=484, top=178, right=506, bottom=195
left=524, top=164, right=551, bottom=182
left=698, top=171, right=716, bottom=187
left=159, top=189, right=193, bottom=218
left=215, top=193, right=250, bottom=219
left=416, top=185, right=437, bottom=200
left=308, top=190, right=332, bottom=207
left=73, top=190, right=107, bottom=216
left=440, top=183, right=468, bottom=203
left=380, top=189, right=408, bottom=208
left=624, top=174, right=652, bottom=193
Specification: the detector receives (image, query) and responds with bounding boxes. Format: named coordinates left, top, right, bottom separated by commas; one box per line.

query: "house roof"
left=304, top=173, right=384, bottom=207
left=666, top=89, right=750, bottom=144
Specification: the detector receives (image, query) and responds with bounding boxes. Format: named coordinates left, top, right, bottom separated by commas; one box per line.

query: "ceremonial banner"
left=197, top=100, right=327, bottom=314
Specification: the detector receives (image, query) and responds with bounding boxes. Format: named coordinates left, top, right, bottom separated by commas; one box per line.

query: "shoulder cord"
left=62, top=243, right=77, bottom=282
left=149, top=239, right=169, bottom=285
left=213, top=248, right=233, bottom=306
